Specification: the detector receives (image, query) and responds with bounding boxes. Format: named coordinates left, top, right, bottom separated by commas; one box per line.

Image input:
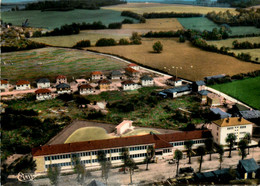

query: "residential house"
left=0, top=80, right=9, bottom=92
left=56, top=83, right=71, bottom=94
left=125, top=67, right=139, bottom=78
left=160, top=85, right=192, bottom=98
left=192, top=81, right=206, bottom=92
left=121, top=80, right=140, bottom=91
left=36, top=78, right=50, bottom=89
left=56, top=75, right=67, bottom=84
left=75, top=79, right=88, bottom=85
left=91, top=71, right=104, bottom=80
left=116, top=120, right=133, bottom=135
left=207, top=93, right=222, bottom=106
left=79, top=84, right=95, bottom=95
left=32, top=130, right=211, bottom=174
left=237, top=158, right=259, bottom=179
left=16, top=80, right=31, bottom=90
left=141, top=75, right=154, bottom=86
left=166, top=76, right=182, bottom=87
left=110, top=70, right=124, bottom=80
left=99, top=79, right=111, bottom=90
left=35, top=89, right=52, bottom=100
left=211, top=117, right=253, bottom=145
left=198, top=90, right=209, bottom=103
left=127, top=63, right=140, bottom=71
left=210, top=108, right=231, bottom=119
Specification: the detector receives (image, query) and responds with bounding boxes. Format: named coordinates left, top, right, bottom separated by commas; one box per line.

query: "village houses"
left=140, top=75, right=154, bottom=86
left=127, top=63, right=140, bottom=71
left=166, top=76, right=182, bottom=87
left=16, top=80, right=31, bottom=90
left=91, top=71, right=104, bottom=80
left=0, top=80, right=9, bottom=92
left=121, top=80, right=140, bottom=91
left=99, top=79, right=111, bottom=90
left=79, top=84, right=95, bottom=95
left=56, top=83, right=71, bottom=94
left=36, top=78, right=51, bottom=89
left=35, top=89, right=52, bottom=101
left=56, top=75, right=67, bottom=84
left=110, top=70, right=124, bottom=80
left=125, top=67, right=139, bottom=78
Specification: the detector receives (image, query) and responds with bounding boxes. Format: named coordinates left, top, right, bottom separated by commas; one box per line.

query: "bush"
left=119, top=38, right=130, bottom=45
left=122, top=19, right=134, bottom=24
left=130, top=32, right=142, bottom=45
left=32, top=30, right=42, bottom=37
left=95, top=38, right=117, bottom=46
left=57, top=93, right=73, bottom=102
left=143, top=12, right=202, bottom=18
left=153, top=41, right=163, bottom=53
left=121, top=10, right=146, bottom=23
left=108, top=22, right=122, bottom=29
left=73, top=40, right=91, bottom=48
left=179, top=35, right=186, bottom=42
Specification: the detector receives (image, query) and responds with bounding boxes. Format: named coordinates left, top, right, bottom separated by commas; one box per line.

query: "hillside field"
left=90, top=38, right=260, bottom=81
left=1, top=47, right=127, bottom=83
left=210, top=76, right=260, bottom=109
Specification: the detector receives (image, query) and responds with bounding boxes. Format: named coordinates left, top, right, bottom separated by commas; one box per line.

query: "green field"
left=210, top=76, right=260, bottom=109
left=1, top=47, right=127, bottom=83
left=65, top=127, right=113, bottom=143
left=177, top=17, right=260, bottom=36
left=1, top=9, right=136, bottom=30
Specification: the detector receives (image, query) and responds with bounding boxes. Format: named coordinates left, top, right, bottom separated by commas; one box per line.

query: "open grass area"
left=210, top=76, right=260, bottom=109
left=123, top=129, right=160, bottom=137
left=1, top=47, right=127, bottom=83
left=1, top=9, right=136, bottom=30
left=64, top=127, right=113, bottom=143
left=90, top=38, right=260, bottom=81
left=103, top=3, right=237, bottom=14
left=177, top=17, right=260, bottom=36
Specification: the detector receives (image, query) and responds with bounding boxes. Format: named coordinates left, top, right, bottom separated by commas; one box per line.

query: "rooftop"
left=36, top=78, right=50, bottom=83
left=210, top=108, right=231, bottom=119
left=99, top=79, right=111, bottom=85
left=141, top=75, right=153, bottom=81
left=167, top=76, right=181, bottom=82
left=212, top=117, right=252, bottom=127
left=125, top=67, right=138, bottom=73
left=1, top=80, right=8, bottom=84
left=240, top=110, right=260, bottom=119
left=79, top=84, right=93, bottom=89
left=198, top=90, right=209, bottom=96
left=128, top=63, right=138, bottom=67
left=56, top=83, right=70, bottom=89
left=195, top=80, right=205, bottom=86
left=35, top=89, right=51, bottom=94
left=239, top=158, right=259, bottom=173
left=111, top=70, right=123, bottom=76
left=121, top=80, right=136, bottom=85
left=205, top=74, right=226, bottom=80
left=56, top=75, right=66, bottom=79
left=163, top=85, right=191, bottom=94
left=91, top=71, right=102, bottom=75
left=16, top=80, right=30, bottom=85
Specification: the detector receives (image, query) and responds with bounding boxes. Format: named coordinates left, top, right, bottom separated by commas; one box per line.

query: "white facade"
left=172, top=90, right=192, bottom=98
left=92, top=74, right=104, bottom=80
left=123, top=83, right=140, bottom=91
left=57, top=89, right=71, bottom=94
left=37, top=82, right=50, bottom=89
left=167, top=79, right=182, bottom=87
left=16, top=84, right=31, bottom=90
left=116, top=120, right=133, bottom=135
left=36, top=93, right=52, bottom=101
left=80, top=88, right=94, bottom=95
left=141, top=79, right=154, bottom=87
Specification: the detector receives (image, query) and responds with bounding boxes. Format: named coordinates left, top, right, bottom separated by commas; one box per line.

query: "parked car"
left=179, top=166, right=194, bottom=174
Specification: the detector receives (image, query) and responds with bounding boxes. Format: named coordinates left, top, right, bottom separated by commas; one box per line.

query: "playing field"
left=90, top=38, right=260, bottom=81
left=1, top=9, right=136, bottom=30
left=210, top=76, right=260, bottom=109
left=64, top=127, right=113, bottom=143
left=123, top=129, right=160, bottom=137
left=1, top=47, right=127, bottom=83
left=103, top=3, right=237, bottom=14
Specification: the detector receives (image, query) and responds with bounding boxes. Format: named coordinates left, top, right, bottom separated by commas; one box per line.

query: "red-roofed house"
left=35, top=89, right=52, bottom=100
left=56, top=75, right=67, bottom=84
left=125, top=68, right=139, bottom=78
left=116, top=120, right=133, bottom=135
left=79, top=84, right=95, bottom=95
left=0, top=80, right=9, bottom=92
left=166, top=76, right=182, bottom=87
left=31, top=130, right=211, bottom=174
left=16, top=80, right=30, bottom=90
left=91, top=71, right=104, bottom=80
left=127, top=63, right=140, bottom=71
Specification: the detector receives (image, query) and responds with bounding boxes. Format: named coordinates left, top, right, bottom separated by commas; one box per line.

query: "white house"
left=0, top=80, right=9, bottom=92
left=111, top=70, right=124, bottom=80
left=79, top=84, right=95, bottom=95
left=56, top=75, right=67, bottom=84
left=121, top=80, right=140, bottom=91
left=140, top=75, right=154, bottom=86
left=127, top=63, right=140, bottom=71
left=91, top=71, right=104, bottom=80
left=36, top=78, right=50, bottom=89
left=125, top=67, right=139, bottom=78
left=166, top=76, right=182, bottom=87
left=35, top=89, right=52, bottom=100
left=115, top=120, right=133, bottom=135
left=211, top=117, right=253, bottom=145
left=16, top=80, right=31, bottom=90
left=56, top=83, right=71, bottom=94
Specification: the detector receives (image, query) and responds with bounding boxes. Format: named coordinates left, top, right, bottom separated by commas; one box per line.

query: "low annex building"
left=211, top=117, right=253, bottom=145
left=56, top=75, right=67, bottom=84
left=35, top=89, right=52, bottom=100
left=160, top=85, right=192, bottom=98
left=16, top=80, right=31, bottom=90
left=32, top=130, right=211, bottom=174
left=36, top=78, right=50, bottom=89
left=116, top=120, right=133, bottom=135
left=192, top=81, right=206, bottom=92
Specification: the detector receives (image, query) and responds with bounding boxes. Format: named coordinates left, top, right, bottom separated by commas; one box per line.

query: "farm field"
left=210, top=76, right=260, bottom=109
left=30, top=18, right=183, bottom=47
left=90, top=38, right=260, bottom=81
left=103, top=2, right=237, bottom=14
left=1, top=9, right=136, bottom=30
left=177, top=17, right=260, bottom=36
left=64, top=127, right=113, bottom=143
left=1, top=47, right=127, bottom=83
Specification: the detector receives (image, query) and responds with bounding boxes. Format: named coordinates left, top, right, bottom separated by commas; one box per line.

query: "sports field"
left=210, top=76, right=260, bottom=109
left=65, top=127, right=113, bottom=143
left=1, top=47, right=127, bottom=83
left=1, top=9, right=136, bottom=30
left=90, top=38, right=260, bottom=81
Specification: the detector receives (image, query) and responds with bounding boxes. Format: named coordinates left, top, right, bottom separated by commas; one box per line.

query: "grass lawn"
left=210, top=76, right=260, bottom=109
left=123, top=129, right=160, bottom=137
left=90, top=38, right=260, bottom=81
left=1, top=47, right=127, bottom=83
left=103, top=3, right=237, bottom=14
left=1, top=9, right=136, bottom=30
left=177, top=17, right=260, bottom=36
left=64, top=127, right=113, bottom=143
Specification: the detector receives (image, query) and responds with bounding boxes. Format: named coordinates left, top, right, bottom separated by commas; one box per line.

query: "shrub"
left=119, top=38, right=130, bottom=45
left=153, top=41, right=163, bottom=53
left=179, top=35, right=186, bottom=42
left=121, top=11, right=146, bottom=23
left=32, top=30, right=42, bottom=37
left=108, top=22, right=122, bottom=29
left=73, top=40, right=91, bottom=48
left=130, top=32, right=142, bottom=45
left=95, top=38, right=117, bottom=46
left=122, top=19, right=134, bottom=24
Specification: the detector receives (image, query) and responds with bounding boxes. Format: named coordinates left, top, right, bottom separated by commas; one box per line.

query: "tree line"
left=143, top=12, right=203, bottom=19
left=121, top=11, right=146, bottom=23
left=232, top=40, right=260, bottom=49
left=217, top=0, right=259, bottom=8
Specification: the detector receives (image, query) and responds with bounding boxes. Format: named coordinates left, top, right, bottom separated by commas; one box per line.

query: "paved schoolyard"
left=32, top=147, right=260, bottom=186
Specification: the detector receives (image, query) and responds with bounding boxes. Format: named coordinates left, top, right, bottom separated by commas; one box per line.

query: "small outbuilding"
left=192, top=80, right=206, bottom=92
left=161, top=85, right=192, bottom=98
left=198, top=90, right=209, bottom=103
left=237, top=158, right=259, bottom=179
left=127, top=63, right=140, bottom=70
left=166, top=76, right=182, bottom=87
left=207, top=93, right=221, bottom=106
left=116, top=120, right=133, bottom=135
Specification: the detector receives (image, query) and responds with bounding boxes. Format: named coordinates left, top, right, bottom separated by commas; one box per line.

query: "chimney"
left=226, top=117, right=229, bottom=123
left=238, top=117, right=242, bottom=122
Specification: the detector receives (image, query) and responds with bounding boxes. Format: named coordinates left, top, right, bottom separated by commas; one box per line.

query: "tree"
left=126, top=158, right=135, bottom=184
left=184, top=140, right=193, bottom=164
left=216, top=144, right=224, bottom=169
left=145, top=145, right=155, bottom=170
left=225, top=133, right=237, bottom=158
left=244, top=133, right=251, bottom=154
left=130, top=32, right=142, bottom=44
left=174, top=149, right=183, bottom=177
left=197, top=146, right=206, bottom=173
left=179, top=35, right=186, bottom=42
left=97, top=150, right=106, bottom=178
left=47, top=166, right=60, bottom=186
left=120, top=147, right=130, bottom=174
left=238, top=139, right=248, bottom=160
left=204, top=138, right=214, bottom=161
left=72, top=156, right=86, bottom=185
left=153, top=41, right=163, bottom=53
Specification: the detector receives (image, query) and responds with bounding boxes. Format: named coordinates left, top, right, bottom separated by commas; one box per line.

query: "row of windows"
left=129, top=146, right=147, bottom=151
left=171, top=142, right=184, bottom=146
left=193, top=140, right=205, bottom=144
left=45, top=154, right=71, bottom=161
left=240, top=126, right=246, bottom=129
left=130, top=153, right=146, bottom=159
left=163, top=149, right=172, bottom=153
left=227, top=127, right=234, bottom=130
left=111, top=156, right=123, bottom=161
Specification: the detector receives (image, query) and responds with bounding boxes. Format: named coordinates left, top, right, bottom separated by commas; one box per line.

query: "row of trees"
left=143, top=12, right=203, bottom=19
left=217, top=0, right=258, bottom=8
left=121, top=11, right=146, bottom=23
left=232, top=40, right=260, bottom=49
